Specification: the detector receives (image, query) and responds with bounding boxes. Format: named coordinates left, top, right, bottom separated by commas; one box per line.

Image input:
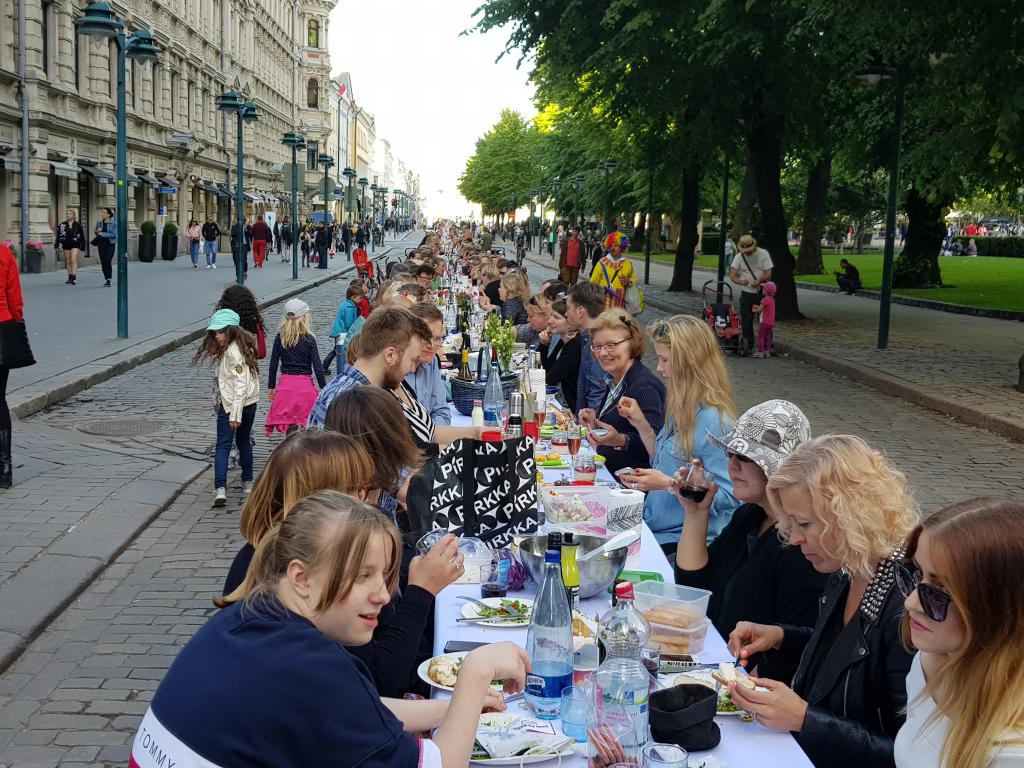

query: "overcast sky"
left=327, top=0, right=536, bottom=219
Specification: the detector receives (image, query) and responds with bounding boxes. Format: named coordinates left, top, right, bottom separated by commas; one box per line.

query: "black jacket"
left=777, top=563, right=912, bottom=768
left=594, top=360, right=666, bottom=476
left=202, top=222, right=220, bottom=242
left=539, top=335, right=581, bottom=412
left=55, top=220, right=86, bottom=250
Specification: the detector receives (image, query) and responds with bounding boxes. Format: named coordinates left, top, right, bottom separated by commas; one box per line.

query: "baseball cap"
left=707, top=399, right=811, bottom=477
left=207, top=308, right=240, bottom=331
left=284, top=298, right=310, bottom=318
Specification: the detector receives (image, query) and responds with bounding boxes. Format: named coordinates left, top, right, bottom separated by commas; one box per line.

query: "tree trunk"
left=893, top=186, right=945, bottom=287
left=730, top=158, right=757, bottom=241
left=746, top=109, right=801, bottom=320
left=632, top=210, right=647, bottom=253
left=795, top=153, right=831, bottom=275
left=650, top=212, right=663, bottom=252
left=669, top=168, right=701, bottom=292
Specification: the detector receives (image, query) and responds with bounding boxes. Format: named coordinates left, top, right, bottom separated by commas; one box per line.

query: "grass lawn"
left=641, top=250, right=1024, bottom=312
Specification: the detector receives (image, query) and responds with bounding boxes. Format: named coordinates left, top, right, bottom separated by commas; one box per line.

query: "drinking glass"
left=560, top=686, right=589, bottom=742
left=642, top=743, right=688, bottom=768
left=674, top=459, right=711, bottom=504
left=567, top=424, right=583, bottom=457
left=640, top=642, right=661, bottom=678
left=551, top=427, right=568, bottom=451
left=479, top=563, right=508, bottom=599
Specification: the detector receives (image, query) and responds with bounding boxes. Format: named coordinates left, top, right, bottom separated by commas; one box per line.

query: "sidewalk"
left=9, top=231, right=421, bottom=418
left=620, top=257, right=1024, bottom=442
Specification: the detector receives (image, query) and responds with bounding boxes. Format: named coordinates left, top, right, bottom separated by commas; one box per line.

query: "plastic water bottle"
left=525, top=534, right=574, bottom=720
left=482, top=361, right=504, bottom=428
left=594, top=582, right=652, bottom=757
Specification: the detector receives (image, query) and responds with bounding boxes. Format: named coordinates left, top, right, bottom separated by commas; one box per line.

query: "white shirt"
left=730, top=247, right=773, bottom=293
left=895, top=653, right=1024, bottom=768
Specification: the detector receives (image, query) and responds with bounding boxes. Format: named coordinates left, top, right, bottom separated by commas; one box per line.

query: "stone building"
left=0, top=0, right=336, bottom=271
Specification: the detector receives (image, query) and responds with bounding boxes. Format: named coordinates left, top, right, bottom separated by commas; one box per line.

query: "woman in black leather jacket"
left=55, top=208, right=86, bottom=285
left=726, top=435, right=920, bottom=768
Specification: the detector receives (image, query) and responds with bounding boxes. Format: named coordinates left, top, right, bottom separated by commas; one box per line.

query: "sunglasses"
left=893, top=560, right=952, bottom=622
left=726, top=451, right=754, bottom=464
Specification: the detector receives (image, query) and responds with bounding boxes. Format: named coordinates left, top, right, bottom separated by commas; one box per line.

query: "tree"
left=458, top=110, right=546, bottom=215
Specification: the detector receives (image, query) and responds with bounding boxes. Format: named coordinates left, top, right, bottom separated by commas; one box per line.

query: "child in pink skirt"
left=264, top=298, right=326, bottom=434
left=752, top=281, right=776, bottom=358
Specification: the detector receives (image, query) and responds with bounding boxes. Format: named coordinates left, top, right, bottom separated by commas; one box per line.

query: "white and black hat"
left=707, top=399, right=811, bottom=477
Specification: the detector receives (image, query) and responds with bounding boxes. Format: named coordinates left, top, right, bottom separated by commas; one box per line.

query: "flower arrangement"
left=485, top=314, right=516, bottom=371
left=25, top=240, right=45, bottom=254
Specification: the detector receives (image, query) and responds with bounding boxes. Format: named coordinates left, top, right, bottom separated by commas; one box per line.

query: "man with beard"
left=307, top=306, right=428, bottom=428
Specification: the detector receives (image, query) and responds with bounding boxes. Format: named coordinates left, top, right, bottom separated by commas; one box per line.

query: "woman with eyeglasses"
left=614, top=315, right=738, bottom=553
left=538, top=297, right=581, bottom=412
left=893, top=498, right=1024, bottom=768
left=726, top=435, right=919, bottom=768
left=578, top=310, right=665, bottom=477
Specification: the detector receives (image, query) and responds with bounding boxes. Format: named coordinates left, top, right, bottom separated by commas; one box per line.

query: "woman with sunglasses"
left=579, top=310, right=665, bottom=477
left=726, top=435, right=919, bottom=768
left=614, top=315, right=739, bottom=555
left=672, top=400, right=826, bottom=682
left=894, top=498, right=1024, bottom=768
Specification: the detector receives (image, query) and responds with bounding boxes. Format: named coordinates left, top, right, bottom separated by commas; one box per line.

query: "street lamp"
left=598, top=158, right=617, bottom=235
left=76, top=2, right=160, bottom=338
left=318, top=153, right=334, bottom=270
left=342, top=166, right=356, bottom=224
left=571, top=174, right=584, bottom=228
left=856, top=65, right=904, bottom=350
left=536, top=186, right=547, bottom=254
left=281, top=131, right=306, bottom=280
left=370, top=183, right=378, bottom=253
left=217, top=91, right=260, bottom=286
left=358, top=177, right=368, bottom=228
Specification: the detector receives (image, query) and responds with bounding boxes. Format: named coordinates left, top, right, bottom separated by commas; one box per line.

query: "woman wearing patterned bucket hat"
left=726, top=435, right=920, bottom=768
left=673, top=398, right=826, bottom=682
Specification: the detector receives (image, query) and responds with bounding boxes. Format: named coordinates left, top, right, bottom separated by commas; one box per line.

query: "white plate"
left=460, top=597, right=534, bottom=626
left=417, top=652, right=509, bottom=693
left=668, top=668, right=749, bottom=717
left=471, top=713, right=578, bottom=765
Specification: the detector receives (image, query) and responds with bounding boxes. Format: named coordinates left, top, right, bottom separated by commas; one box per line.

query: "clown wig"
left=604, top=232, right=630, bottom=251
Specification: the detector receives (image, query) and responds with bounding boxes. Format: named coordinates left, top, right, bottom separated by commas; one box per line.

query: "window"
left=74, top=33, right=80, bottom=90
left=170, top=73, right=179, bottom=127
left=306, top=78, right=318, bottom=109
left=307, top=19, right=318, bottom=48
left=41, top=2, right=50, bottom=76
left=306, top=141, right=318, bottom=171
left=128, top=60, right=136, bottom=109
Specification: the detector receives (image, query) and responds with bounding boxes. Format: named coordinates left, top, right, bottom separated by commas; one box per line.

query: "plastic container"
left=633, top=582, right=712, bottom=630
left=645, top=618, right=709, bottom=657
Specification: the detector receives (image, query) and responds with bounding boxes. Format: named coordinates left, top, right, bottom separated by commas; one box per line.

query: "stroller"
left=701, top=280, right=741, bottom=353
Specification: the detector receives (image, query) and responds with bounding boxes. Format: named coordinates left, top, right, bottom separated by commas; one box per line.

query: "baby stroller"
left=701, top=280, right=741, bottom=354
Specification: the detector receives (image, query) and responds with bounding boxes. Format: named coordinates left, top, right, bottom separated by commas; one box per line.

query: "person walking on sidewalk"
left=230, top=220, right=249, bottom=276
left=186, top=218, right=202, bottom=268
left=0, top=242, right=36, bottom=489
left=251, top=214, right=272, bottom=268
left=55, top=208, right=85, bottom=285
left=314, top=222, right=329, bottom=268
left=341, top=219, right=352, bottom=259
left=265, top=299, right=326, bottom=435
left=193, top=308, right=260, bottom=508
left=300, top=224, right=312, bottom=267
left=730, top=234, right=773, bottom=356
left=273, top=219, right=283, bottom=258
left=202, top=216, right=220, bottom=269
left=94, top=207, right=116, bottom=287
left=752, top=281, right=777, bottom=358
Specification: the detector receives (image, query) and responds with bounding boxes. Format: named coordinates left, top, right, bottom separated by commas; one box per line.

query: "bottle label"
left=525, top=671, right=573, bottom=700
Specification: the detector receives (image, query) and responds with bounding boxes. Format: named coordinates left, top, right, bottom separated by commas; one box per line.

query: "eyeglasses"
left=591, top=338, right=631, bottom=353
left=726, top=451, right=754, bottom=464
left=894, top=561, right=952, bottom=622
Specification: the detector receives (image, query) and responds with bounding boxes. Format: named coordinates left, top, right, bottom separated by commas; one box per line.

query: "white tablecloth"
left=433, top=409, right=813, bottom=766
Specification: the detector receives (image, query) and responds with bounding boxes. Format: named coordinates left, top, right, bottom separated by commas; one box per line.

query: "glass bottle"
left=525, top=532, right=573, bottom=720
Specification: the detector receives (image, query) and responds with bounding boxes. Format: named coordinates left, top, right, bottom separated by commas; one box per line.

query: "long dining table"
left=430, top=410, right=814, bottom=766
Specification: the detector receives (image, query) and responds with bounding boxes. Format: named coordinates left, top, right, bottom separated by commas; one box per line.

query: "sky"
left=327, top=0, right=537, bottom=220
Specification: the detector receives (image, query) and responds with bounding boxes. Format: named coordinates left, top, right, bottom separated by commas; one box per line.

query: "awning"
left=51, top=160, right=82, bottom=179
left=126, top=173, right=142, bottom=187
left=215, top=184, right=232, bottom=199
left=243, top=191, right=258, bottom=202
left=0, top=156, right=21, bottom=173
left=137, top=172, right=161, bottom=188
left=79, top=164, right=115, bottom=184
left=155, top=176, right=178, bottom=188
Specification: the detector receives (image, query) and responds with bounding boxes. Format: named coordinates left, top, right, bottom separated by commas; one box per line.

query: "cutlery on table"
left=457, top=595, right=526, bottom=617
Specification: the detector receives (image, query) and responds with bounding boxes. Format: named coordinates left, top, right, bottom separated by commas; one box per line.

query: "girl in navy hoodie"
left=132, top=490, right=527, bottom=768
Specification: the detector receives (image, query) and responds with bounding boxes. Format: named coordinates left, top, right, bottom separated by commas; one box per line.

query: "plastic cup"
left=642, top=742, right=688, bottom=767
left=573, top=644, right=599, bottom=686
left=560, top=686, right=589, bottom=742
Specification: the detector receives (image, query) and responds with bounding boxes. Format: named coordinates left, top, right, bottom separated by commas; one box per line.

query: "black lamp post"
left=536, top=186, right=547, bottom=255
left=358, top=177, right=368, bottom=230
left=598, top=158, right=617, bottom=235
left=342, top=167, right=356, bottom=223
left=856, top=65, right=904, bottom=350
left=370, top=183, right=378, bottom=253
left=75, top=2, right=159, bottom=338
left=217, top=91, right=260, bottom=285
left=318, top=153, right=334, bottom=269
left=281, top=131, right=306, bottom=280
left=571, top=174, right=584, bottom=228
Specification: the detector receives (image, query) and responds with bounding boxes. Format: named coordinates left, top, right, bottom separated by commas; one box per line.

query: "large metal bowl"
left=517, top=534, right=628, bottom=599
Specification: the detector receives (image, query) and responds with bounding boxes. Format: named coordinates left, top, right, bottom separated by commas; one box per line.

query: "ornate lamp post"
left=358, top=176, right=368, bottom=229
left=572, top=174, right=584, bottom=228
left=536, top=186, right=547, bottom=255
left=342, top=166, right=356, bottom=224
left=217, top=92, right=260, bottom=285
left=598, top=158, right=617, bottom=235
left=369, top=183, right=378, bottom=253
left=318, top=153, right=334, bottom=270
left=550, top=177, right=562, bottom=259
left=281, top=131, right=306, bottom=280
left=75, top=2, right=160, bottom=338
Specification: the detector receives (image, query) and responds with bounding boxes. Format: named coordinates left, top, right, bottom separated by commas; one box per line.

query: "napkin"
left=473, top=715, right=576, bottom=759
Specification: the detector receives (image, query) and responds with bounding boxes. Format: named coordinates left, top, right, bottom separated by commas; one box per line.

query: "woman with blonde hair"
left=614, top=315, right=739, bottom=553
left=478, top=264, right=502, bottom=311
left=726, top=435, right=920, bottom=768
left=894, top=498, right=1024, bottom=768
left=264, top=298, right=326, bottom=434
left=498, top=272, right=530, bottom=324
left=139, top=491, right=525, bottom=767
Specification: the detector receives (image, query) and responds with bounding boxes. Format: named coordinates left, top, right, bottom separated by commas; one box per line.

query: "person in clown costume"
left=589, top=231, right=635, bottom=309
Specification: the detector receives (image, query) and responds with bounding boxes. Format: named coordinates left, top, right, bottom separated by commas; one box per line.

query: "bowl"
left=517, top=534, right=628, bottom=599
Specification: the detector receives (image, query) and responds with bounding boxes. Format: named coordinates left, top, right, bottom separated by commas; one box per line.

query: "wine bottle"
left=459, top=348, right=474, bottom=381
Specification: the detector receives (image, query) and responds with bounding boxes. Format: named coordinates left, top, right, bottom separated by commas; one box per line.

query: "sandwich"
left=711, top=661, right=755, bottom=690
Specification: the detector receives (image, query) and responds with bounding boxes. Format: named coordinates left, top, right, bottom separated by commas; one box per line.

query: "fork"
left=457, top=595, right=525, bottom=617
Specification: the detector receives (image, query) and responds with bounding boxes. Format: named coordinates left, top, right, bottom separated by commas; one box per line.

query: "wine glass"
left=567, top=424, right=582, bottom=479
left=674, top=459, right=710, bottom=504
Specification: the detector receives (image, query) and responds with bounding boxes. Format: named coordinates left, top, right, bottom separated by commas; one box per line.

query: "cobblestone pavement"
left=1, top=257, right=1023, bottom=765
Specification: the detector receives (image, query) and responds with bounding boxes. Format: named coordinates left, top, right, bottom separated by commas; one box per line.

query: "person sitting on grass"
left=834, top=259, right=861, bottom=294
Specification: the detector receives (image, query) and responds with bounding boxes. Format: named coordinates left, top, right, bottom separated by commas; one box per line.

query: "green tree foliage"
left=458, top=109, right=546, bottom=216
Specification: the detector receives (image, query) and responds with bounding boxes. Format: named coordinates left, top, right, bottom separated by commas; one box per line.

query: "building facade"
left=0, top=0, right=336, bottom=271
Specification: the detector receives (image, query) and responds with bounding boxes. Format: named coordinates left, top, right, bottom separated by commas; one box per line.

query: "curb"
left=10, top=241, right=409, bottom=420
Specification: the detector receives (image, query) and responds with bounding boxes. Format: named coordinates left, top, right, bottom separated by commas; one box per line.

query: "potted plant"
left=138, top=221, right=157, bottom=262
left=161, top=221, right=179, bottom=261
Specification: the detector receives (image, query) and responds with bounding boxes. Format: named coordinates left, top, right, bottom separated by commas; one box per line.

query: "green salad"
left=476, top=598, right=530, bottom=620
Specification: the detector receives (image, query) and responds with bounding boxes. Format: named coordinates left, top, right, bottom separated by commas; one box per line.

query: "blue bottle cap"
left=544, top=550, right=560, bottom=565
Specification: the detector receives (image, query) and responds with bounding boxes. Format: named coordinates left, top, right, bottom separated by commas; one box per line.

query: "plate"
left=537, top=459, right=571, bottom=469
left=669, top=668, right=757, bottom=717
left=460, top=597, right=534, bottom=626
left=417, top=652, right=508, bottom=693
left=471, top=713, right=578, bottom=765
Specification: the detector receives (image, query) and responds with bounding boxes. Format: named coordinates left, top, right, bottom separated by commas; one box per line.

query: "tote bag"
left=406, top=436, right=539, bottom=549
